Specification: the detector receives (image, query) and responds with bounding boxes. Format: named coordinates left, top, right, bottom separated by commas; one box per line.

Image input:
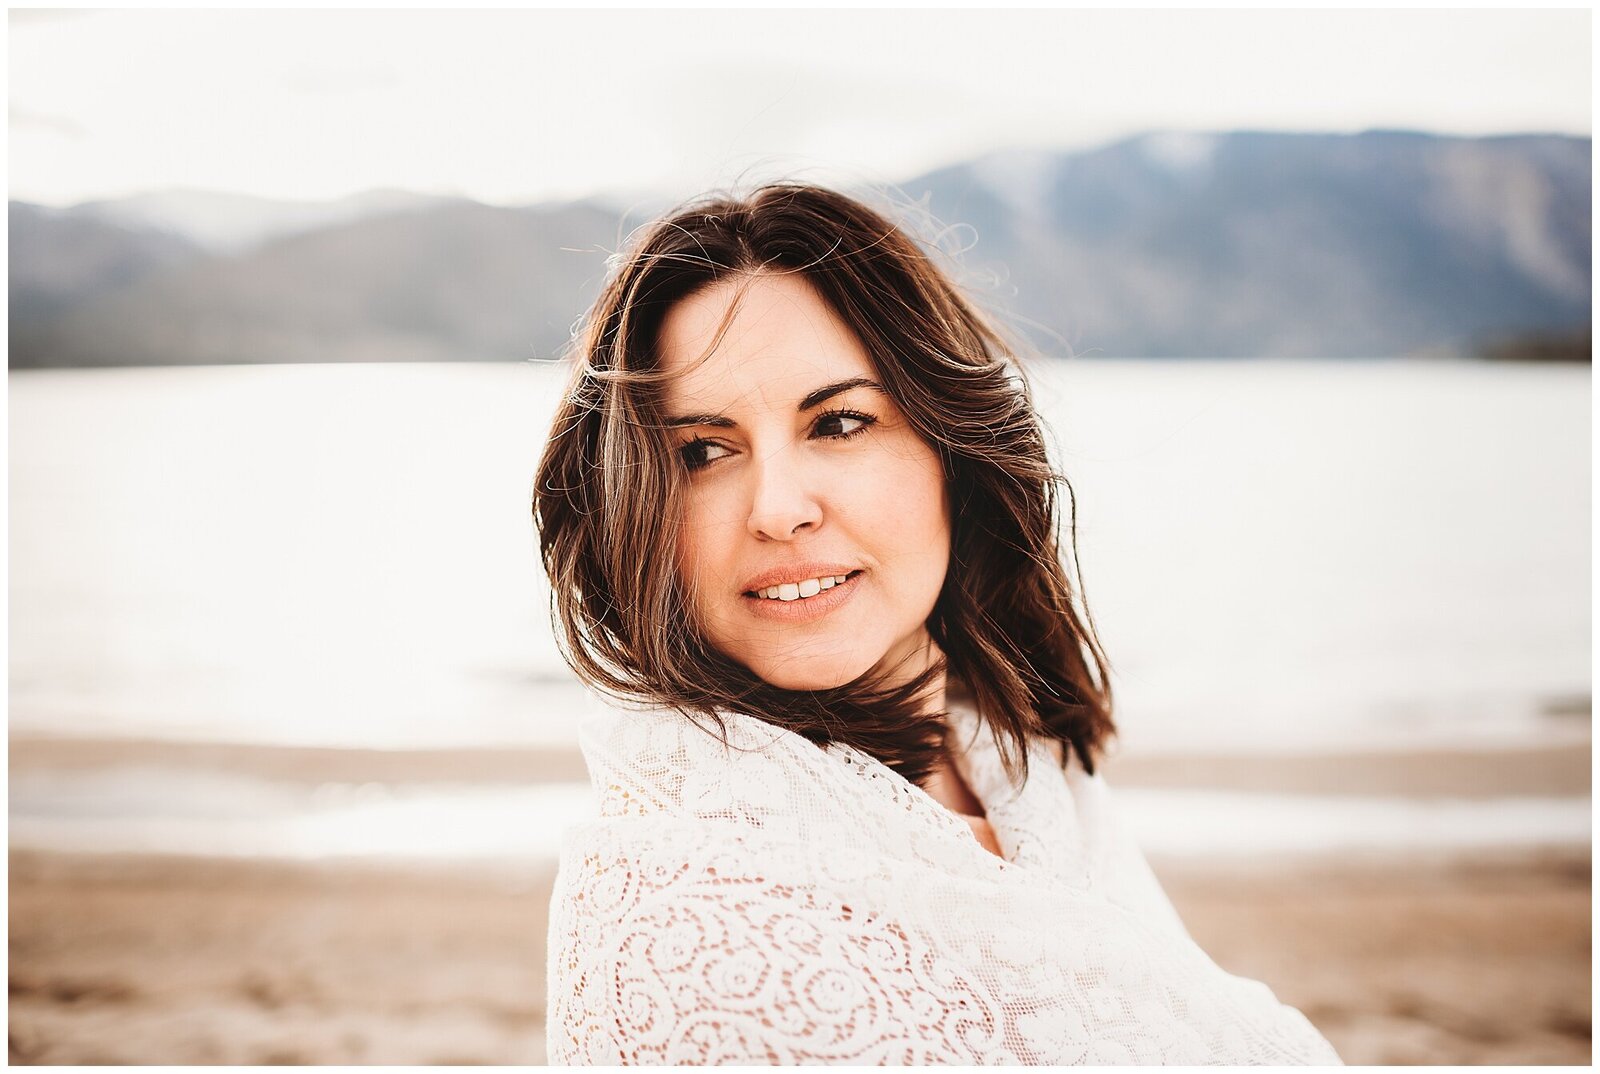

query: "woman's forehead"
left=658, top=274, right=877, bottom=411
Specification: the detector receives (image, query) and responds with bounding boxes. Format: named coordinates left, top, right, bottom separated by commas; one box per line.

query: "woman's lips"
left=741, top=569, right=863, bottom=624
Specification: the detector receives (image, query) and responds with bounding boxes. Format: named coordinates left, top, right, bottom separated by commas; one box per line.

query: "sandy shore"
left=8, top=851, right=554, bottom=1065
left=1158, top=851, right=1591, bottom=1065
left=8, top=733, right=1591, bottom=1064
left=7, top=845, right=1590, bottom=1065
left=11, top=733, right=1591, bottom=799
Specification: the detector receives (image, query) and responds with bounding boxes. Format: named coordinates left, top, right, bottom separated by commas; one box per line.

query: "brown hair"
left=532, top=181, right=1115, bottom=787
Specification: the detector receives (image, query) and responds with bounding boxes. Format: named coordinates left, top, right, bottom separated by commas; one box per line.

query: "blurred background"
left=8, top=6, right=1590, bottom=1065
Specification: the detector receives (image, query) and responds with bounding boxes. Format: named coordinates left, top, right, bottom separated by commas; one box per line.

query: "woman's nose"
left=745, top=446, right=822, bottom=541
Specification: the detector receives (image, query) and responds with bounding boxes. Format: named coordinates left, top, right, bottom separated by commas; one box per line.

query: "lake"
left=9, top=358, right=1590, bottom=756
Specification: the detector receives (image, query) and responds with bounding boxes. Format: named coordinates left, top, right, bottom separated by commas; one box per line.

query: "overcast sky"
left=8, top=6, right=1592, bottom=208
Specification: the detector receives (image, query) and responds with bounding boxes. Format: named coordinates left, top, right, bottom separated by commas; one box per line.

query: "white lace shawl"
left=545, top=700, right=1342, bottom=1065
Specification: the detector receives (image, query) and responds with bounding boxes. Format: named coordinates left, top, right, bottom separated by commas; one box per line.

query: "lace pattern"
left=546, top=702, right=1342, bottom=1065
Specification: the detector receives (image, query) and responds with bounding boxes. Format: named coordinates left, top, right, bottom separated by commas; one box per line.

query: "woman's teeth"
left=756, top=574, right=850, bottom=601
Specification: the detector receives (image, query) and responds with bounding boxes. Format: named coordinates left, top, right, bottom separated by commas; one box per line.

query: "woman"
left=532, top=182, right=1341, bottom=1065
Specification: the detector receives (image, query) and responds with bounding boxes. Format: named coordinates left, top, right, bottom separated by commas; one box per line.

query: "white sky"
left=8, top=6, right=1592, bottom=207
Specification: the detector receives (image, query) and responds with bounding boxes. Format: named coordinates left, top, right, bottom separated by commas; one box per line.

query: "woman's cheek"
left=675, top=499, right=727, bottom=610
left=878, top=443, right=948, bottom=509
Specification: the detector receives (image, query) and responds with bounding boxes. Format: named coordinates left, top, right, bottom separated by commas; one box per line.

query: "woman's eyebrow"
left=800, top=377, right=889, bottom=412
left=663, top=409, right=737, bottom=430
left=663, top=377, right=886, bottom=429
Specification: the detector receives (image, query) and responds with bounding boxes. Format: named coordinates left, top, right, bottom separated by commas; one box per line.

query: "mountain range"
left=9, top=130, right=1591, bottom=367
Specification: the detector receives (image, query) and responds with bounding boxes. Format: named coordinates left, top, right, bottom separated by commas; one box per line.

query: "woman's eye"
left=813, top=409, right=875, bottom=439
left=679, top=438, right=732, bottom=471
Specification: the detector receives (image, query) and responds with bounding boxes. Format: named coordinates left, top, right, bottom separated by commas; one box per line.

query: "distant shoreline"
left=10, top=732, right=1589, bottom=800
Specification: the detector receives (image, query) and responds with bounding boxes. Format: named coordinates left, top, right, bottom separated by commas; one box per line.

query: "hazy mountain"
left=900, top=130, right=1590, bottom=358
left=9, top=202, right=205, bottom=328
left=12, top=199, right=623, bottom=368
left=67, top=187, right=470, bottom=254
left=9, top=131, right=1590, bottom=368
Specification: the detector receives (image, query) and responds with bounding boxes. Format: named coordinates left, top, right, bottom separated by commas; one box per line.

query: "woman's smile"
left=741, top=568, right=866, bottom=623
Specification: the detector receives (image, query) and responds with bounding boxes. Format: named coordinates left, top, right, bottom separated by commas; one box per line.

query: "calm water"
left=9, top=358, right=1591, bottom=755
left=9, top=768, right=1588, bottom=863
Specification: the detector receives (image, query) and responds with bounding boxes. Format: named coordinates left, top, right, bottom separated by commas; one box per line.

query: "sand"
left=8, top=852, right=554, bottom=1065
left=1159, top=852, right=1591, bottom=1065
left=7, top=846, right=1589, bottom=1066
left=8, top=734, right=1592, bottom=1065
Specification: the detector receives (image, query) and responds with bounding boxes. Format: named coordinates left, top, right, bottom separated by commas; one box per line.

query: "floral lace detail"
left=546, top=704, right=1342, bottom=1065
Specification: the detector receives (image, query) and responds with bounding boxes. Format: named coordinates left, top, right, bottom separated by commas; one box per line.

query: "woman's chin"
left=759, top=671, right=860, bottom=693
left=745, top=655, right=872, bottom=693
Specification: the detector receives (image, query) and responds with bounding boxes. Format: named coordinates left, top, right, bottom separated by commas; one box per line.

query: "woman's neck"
left=871, top=631, right=986, bottom=816
left=918, top=660, right=985, bottom=818
left=894, top=630, right=947, bottom=711
left=921, top=747, right=985, bottom=817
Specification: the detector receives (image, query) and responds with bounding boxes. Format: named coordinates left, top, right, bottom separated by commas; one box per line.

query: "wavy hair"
left=532, top=181, right=1115, bottom=787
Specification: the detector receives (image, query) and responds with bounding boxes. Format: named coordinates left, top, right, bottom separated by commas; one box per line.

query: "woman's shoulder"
left=577, top=704, right=798, bottom=773
left=574, top=704, right=839, bottom=827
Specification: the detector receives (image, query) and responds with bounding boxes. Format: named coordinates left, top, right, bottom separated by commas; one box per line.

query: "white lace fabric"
left=545, top=700, right=1343, bottom=1065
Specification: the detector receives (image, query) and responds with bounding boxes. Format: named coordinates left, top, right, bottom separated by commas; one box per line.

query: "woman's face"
left=658, top=271, right=952, bottom=692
